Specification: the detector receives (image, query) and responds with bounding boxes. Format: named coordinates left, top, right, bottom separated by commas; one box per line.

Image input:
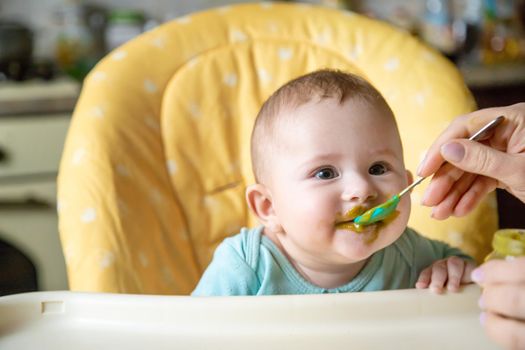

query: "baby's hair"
left=251, top=69, right=393, bottom=183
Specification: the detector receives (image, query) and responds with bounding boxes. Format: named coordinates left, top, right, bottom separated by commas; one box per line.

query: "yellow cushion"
left=58, top=3, right=497, bottom=295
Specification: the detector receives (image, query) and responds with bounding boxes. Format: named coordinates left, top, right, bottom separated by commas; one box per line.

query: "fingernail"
left=479, top=312, right=487, bottom=326
left=471, top=268, right=483, bottom=284
left=417, top=158, right=425, bottom=177
left=441, top=142, right=465, bottom=163
left=478, top=296, right=485, bottom=309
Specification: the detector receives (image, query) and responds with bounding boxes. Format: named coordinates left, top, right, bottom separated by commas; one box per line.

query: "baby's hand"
left=415, top=257, right=476, bottom=293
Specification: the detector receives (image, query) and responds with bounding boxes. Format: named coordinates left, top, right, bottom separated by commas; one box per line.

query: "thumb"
left=440, top=140, right=514, bottom=183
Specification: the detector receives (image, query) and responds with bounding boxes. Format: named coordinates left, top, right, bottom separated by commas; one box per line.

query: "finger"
left=445, top=257, right=465, bottom=292
left=418, top=109, right=506, bottom=178
left=482, top=311, right=525, bottom=350
left=421, top=163, right=465, bottom=207
left=440, top=139, right=518, bottom=187
left=430, top=173, right=477, bottom=220
left=429, top=260, right=448, bottom=293
left=482, top=284, right=525, bottom=320
left=472, top=258, right=525, bottom=285
left=453, top=176, right=498, bottom=217
left=418, top=115, right=472, bottom=177
left=416, top=267, right=432, bottom=289
left=461, top=261, right=476, bottom=284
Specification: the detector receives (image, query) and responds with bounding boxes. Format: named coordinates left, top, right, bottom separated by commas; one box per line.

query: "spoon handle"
left=397, top=115, right=505, bottom=199
left=398, top=176, right=425, bottom=197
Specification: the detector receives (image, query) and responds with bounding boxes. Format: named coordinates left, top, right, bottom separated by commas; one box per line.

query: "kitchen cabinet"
left=0, top=79, right=78, bottom=292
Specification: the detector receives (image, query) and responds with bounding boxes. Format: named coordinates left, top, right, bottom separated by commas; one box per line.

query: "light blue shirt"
left=192, top=226, right=471, bottom=296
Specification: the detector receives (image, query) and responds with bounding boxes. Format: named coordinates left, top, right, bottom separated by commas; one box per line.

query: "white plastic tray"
left=0, top=285, right=497, bottom=350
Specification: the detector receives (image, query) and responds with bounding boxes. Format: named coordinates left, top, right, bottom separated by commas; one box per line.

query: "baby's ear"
left=406, top=169, right=414, bottom=185
left=245, top=184, right=280, bottom=231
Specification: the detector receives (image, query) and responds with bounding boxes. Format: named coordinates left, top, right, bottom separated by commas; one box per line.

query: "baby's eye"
left=315, top=167, right=339, bottom=180
left=369, top=162, right=388, bottom=176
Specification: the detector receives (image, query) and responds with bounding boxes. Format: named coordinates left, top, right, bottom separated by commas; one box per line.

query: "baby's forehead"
left=275, top=98, right=397, bottom=131
left=272, top=104, right=402, bottom=151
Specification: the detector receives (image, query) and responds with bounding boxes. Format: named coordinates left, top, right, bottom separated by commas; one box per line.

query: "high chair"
left=57, top=2, right=498, bottom=295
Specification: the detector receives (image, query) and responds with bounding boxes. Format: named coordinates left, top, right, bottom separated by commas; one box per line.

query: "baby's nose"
left=341, top=176, right=378, bottom=203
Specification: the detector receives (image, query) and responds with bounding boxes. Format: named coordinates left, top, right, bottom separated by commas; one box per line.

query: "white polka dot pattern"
left=384, top=57, right=400, bottom=71
left=176, top=16, right=191, bottom=24
left=116, top=164, right=130, bottom=177
left=72, top=148, right=87, bottom=165
left=138, top=252, right=149, bottom=267
left=231, top=30, right=248, bottom=43
left=90, top=71, right=107, bottom=82
left=144, top=79, right=158, bottom=93
left=81, top=208, right=96, bottom=223
left=99, top=250, right=115, bottom=269
left=188, top=102, right=202, bottom=119
left=90, top=106, right=104, bottom=118
left=223, top=73, right=238, bottom=87
left=278, top=47, right=293, bottom=60
left=111, top=50, right=127, bottom=60
left=448, top=230, right=464, bottom=246
left=167, top=159, right=178, bottom=175
left=257, top=68, right=272, bottom=84
left=217, top=6, right=231, bottom=14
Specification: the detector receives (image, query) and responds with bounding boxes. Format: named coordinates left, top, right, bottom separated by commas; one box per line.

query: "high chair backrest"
left=58, top=3, right=498, bottom=295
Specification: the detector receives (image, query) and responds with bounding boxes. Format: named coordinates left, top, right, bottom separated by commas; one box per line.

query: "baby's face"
left=265, top=97, right=411, bottom=268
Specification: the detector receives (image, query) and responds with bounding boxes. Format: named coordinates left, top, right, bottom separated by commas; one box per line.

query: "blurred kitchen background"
left=1, top=0, right=524, bottom=296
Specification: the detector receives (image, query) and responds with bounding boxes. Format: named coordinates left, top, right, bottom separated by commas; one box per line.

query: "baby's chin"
left=334, top=225, right=405, bottom=257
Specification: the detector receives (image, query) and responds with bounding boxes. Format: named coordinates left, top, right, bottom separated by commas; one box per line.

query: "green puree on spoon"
left=353, top=115, right=505, bottom=227
left=354, top=194, right=400, bottom=226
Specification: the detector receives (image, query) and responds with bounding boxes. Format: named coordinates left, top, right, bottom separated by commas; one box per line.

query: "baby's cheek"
left=294, top=209, right=334, bottom=239
left=282, top=191, right=338, bottom=232
left=399, top=196, right=412, bottom=218
left=300, top=197, right=332, bottom=216
left=380, top=197, right=411, bottom=239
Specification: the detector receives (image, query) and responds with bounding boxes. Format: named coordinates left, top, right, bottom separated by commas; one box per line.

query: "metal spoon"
left=353, top=115, right=505, bottom=226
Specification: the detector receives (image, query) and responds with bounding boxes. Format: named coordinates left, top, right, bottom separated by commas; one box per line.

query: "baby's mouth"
left=336, top=217, right=357, bottom=225
left=335, top=206, right=400, bottom=232
left=335, top=207, right=378, bottom=235
left=335, top=206, right=368, bottom=226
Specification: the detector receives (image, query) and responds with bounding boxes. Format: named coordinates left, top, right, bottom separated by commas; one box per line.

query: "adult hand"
left=418, top=103, right=525, bottom=349
left=418, top=103, right=525, bottom=220
left=471, top=258, right=525, bottom=350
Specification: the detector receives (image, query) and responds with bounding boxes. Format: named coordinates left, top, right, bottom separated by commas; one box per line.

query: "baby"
left=192, top=69, right=475, bottom=296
